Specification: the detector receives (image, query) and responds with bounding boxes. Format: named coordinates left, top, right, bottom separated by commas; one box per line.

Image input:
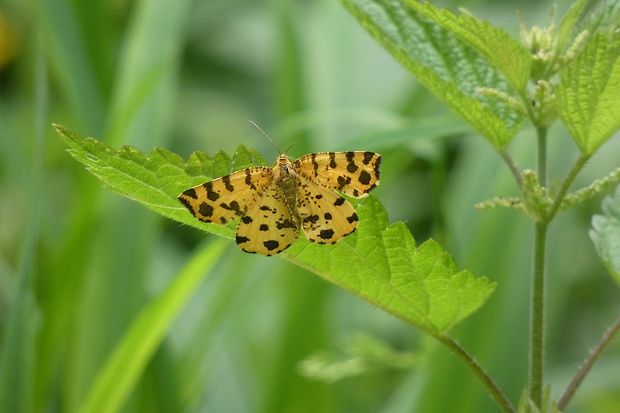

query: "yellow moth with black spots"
left=178, top=151, right=381, bottom=255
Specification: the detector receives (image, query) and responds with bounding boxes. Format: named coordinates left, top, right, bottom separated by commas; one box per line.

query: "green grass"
left=1, top=0, right=619, bottom=412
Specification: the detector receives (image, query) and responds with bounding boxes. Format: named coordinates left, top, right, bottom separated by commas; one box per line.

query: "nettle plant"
left=55, top=0, right=620, bottom=412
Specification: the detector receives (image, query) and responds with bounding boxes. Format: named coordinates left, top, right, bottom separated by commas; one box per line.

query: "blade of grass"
left=80, top=238, right=227, bottom=413
left=64, top=0, right=191, bottom=408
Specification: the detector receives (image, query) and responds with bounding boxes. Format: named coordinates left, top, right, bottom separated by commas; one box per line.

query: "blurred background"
left=0, top=0, right=619, bottom=412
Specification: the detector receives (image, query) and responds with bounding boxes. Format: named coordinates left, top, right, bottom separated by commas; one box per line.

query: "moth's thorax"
left=273, top=154, right=301, bottom=223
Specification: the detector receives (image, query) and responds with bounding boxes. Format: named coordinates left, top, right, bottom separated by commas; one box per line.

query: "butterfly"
left=178, top=151, right=381, bottom=255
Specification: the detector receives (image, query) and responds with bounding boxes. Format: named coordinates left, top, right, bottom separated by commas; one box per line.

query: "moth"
left=178, top=150, right=381, bottom=255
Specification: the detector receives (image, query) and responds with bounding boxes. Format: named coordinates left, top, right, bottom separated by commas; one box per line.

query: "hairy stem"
left=529, top=222, right=547, bottom=407
left=558, top=315, right=620, bottom=410
left=437, top=334, right=515, bottom=413
left=500, top=150, right=523, bottom=187
left=528, top=122, right=550, bottom=408
left=536, top=126, right=547, bottom=187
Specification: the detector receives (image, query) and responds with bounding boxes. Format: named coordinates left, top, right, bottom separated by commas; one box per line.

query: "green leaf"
left=402, top=0, right=530, bottom=92
left=54, top=123, right=267, bottom=239
left=555, top=0, right=588, bottom=58
left=590, top=185, right=620, bottom=285
left=578, top=0, right=620, bottom=40
left=286, top=196, right=495, bottom=334
left=339, top=0, right=524, bottom=149
left=55, top=124, right=495, bottom=334
left=555, top=32, right=620, bottom=155
left=80, top=238, right=228, bottom=413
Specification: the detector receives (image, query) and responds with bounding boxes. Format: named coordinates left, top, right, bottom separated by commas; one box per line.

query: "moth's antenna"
left=283, top=142, right=297, bottom=155
left=249, top=120, right=281, bottom=155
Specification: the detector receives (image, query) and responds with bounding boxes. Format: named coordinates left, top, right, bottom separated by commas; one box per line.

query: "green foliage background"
left=0, top=0, right=618, bottom=412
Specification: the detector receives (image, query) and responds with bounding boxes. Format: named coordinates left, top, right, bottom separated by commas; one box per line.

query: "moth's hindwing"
left=294, top=151, right=381, bottom=197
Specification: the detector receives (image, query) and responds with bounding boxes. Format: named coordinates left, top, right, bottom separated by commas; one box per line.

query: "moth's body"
left=179, top=151, right=381, bottom=255
left=273, top=156, right=301, bottom=227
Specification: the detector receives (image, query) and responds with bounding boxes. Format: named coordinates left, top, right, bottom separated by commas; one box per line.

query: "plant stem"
left=437, top=335, right=515, bottom=413
left=558, top=315, right=620, bottom=410
left=527, top=122, right=549, bottom=408
left=529, top=222, right=547, bottom=407
left=529, top=144, right=591, bottom=409
left=536, top=126, right=547, bottom=187
left=546, top=154, right=590, bottom=221
left=500, top=150, right=523, bottom=187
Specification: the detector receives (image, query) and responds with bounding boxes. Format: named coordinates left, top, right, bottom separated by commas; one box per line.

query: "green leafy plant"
left=54, top=121, right=497, bottom=410
left=50, top=0, right=620, bottom=412
left=53, top=122, right=498, bottom=393
left=336, top=0, right=620, bottom=411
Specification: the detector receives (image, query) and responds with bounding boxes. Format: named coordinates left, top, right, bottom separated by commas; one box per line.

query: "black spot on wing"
left=198, top=202, right=214, bottom=219
left=318, top=229, right=335, bottom=241
left=241, top=216, right=253, bottom=224
left=220, top=200, right=243, bottom=215
left=311, top=153, right=319, bottom=171
left=358, top=170, right=371, bottom=185
left=373, top=154, right=382, bottom=180
left=178, top=196, right=194, bottom=213
left=362, top=152, right=374, bottom=165
left=337, top=175, right=351, bottom=189
left=236, top=235, right=250, bottom=245
left=259, top=224, right=269, bottom=231
left=303, top=215, right=319, bottom=225
left=263, top=240, right=280, bottom=251
left=244, top=169, right=257, bottom=190
left=222, top=175, right=234, bottom=192
left=203, top=182, right=219, bottom=201
left=276, top=219, right=297, bottom=230
left=347, top=212, right=359, bottom=224
left=334, top=197, right=345, bottom=206
left=182, top=188, right=198, bottom=199
left=328, top=152, right=337, bottom=169
left=346, top=152, right=358, bottom=173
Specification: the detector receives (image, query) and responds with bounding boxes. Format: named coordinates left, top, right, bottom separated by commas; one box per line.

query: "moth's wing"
left=178, top=167, right=272, bottom=225
left=235, top=182, right=300, bottom=255
left=294, top=151, right=381, bottom=198
left=296, top=177, right=359, bottom=244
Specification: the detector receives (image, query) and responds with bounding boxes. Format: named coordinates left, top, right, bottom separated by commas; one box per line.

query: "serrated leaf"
left=340, top=0, right=524, bottom=149
left=590, top=185, right=620, bottom=285
left=555, top=33, right=620, bottom=155
left=287, top=197, right=496, bottom=334
left=56, top=124, right=495, bottom=332
left=54, top=123, right=239, bottom=239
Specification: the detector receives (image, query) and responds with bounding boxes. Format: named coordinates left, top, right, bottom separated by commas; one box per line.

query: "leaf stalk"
left=437, top=335, right=516, bottom=413
left=558, top=315, right=620, bottom=410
